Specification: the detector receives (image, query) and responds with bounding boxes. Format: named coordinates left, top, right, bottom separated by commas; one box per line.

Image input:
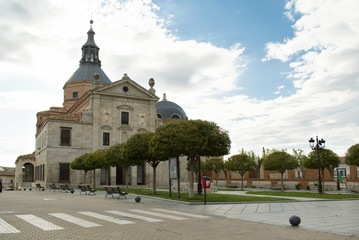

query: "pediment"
left=93, top=74, right=159, bottom=101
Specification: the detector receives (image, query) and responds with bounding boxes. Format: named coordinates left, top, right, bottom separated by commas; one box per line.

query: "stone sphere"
left=289, top=215, right=301, bottom=226
left=135, top=196, right=141, bottom=203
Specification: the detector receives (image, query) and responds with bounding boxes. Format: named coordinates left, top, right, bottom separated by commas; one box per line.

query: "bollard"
left=289, top=215, right=301, bottom=226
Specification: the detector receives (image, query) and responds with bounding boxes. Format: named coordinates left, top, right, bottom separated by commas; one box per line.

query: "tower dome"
left=63, top=20, right=111, bottom=109
left=156, top=93, right=188, bottom=120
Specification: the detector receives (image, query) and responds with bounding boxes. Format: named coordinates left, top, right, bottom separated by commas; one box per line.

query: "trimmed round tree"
left=203, top=157, right=224, bottom=186
left=263, top=151, right=297, bottom=192
left=150, top=120, right=231, bottom=198
left=104, top=143, right=136, bottom=192
left=346, top=144, right=359, bottom=167
left=85, top=150, right=106, bottom=188
left=70, top=153, right=90, bottom=184
left=225, top=153, right=257, bottom=190
left=304, top=148, right=340, bottom=191
left=121, top=132, right=166, bottom=194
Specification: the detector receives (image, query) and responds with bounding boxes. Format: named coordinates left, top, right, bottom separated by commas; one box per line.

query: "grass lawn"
left=117, top=188, right=294, bottom=203
left=245, top=191, right=359, bottom=199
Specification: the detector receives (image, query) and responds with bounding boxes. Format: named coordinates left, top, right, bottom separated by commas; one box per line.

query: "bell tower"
left=63, top=20, right=111, bottom=109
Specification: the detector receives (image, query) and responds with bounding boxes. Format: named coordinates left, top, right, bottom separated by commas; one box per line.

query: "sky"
left=1, top=0, right=359, bottom=167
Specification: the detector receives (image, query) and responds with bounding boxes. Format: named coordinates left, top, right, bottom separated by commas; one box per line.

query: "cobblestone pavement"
left=0, top=190, right=358, bottom=239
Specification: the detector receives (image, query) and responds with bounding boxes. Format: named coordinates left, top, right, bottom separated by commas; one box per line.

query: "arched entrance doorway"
left=22, top=163, right=34, bottom=182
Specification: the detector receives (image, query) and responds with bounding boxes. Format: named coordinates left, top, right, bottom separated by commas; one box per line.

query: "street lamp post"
left=309, top=136, right=325, bottom=194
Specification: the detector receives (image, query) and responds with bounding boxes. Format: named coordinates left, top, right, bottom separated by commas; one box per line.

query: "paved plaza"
left=0, top=189, right=358, bottom=239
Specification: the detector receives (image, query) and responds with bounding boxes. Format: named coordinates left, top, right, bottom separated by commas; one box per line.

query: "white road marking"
left=130, top=210, right=187, bottom=220
left=49, top=213, right=102, bottom=228
left=16, top=214, right=63, bottom=231
left=106, top=210, right=163, bottom=223
left=151, top=209, right=211, bottom=218
left=78, top=212, right=134, bottom=225
left=0, top=218, right=20, bottom=234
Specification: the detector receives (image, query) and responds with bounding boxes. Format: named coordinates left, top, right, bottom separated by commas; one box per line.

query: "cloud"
left=0, top=0, right=247, bottom=167
left=1, top=0, right=358, bottom=167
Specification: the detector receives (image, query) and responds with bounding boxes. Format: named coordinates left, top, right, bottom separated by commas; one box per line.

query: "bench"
left=104, top=186, right=127, bottom=199
left=79, top=185, right=96, bottom=195
left=270, top=184, right=285, bottom=190
left=35, top=183, right=45, bottom=191
left=79, top=185, right=87, bottom=194
left=226, top=183, right=238, bottom=188
left=350, top=186, right=359, bottom=194
left=105, top=186, right=114, bottom=198
left=49, top=183, right=60, bottom=192
left=85, top=185, right=96, bottom=195
left=60, top=184, right=71, bottom=193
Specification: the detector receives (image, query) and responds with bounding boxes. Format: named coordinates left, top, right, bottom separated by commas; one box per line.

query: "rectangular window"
left=121, top=112, right=129, bottom=125
left=73, top=92, right=78, bottom=98
left=59, top=163, right=70, bottom=181
left=60, top=127, right=71, bottom=146
left=103, top=132, right=110, bottom=146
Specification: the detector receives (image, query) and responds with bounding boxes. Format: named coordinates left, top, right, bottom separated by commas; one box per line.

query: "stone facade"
left=15, top=22, right=190, bottom=190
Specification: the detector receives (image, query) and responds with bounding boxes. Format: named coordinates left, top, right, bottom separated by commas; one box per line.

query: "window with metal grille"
left=103, top=132, right=110, bottom=146
left=60, top=127, right=71, bottom=146
left=59, top=163, right=70, bottom=181
left=121, top=112, right=129, bottom=124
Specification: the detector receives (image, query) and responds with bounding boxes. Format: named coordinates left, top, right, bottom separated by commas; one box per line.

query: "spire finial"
left=163, top=93, right=167, bottom=100
left=90, top=19, right=94, bottom=25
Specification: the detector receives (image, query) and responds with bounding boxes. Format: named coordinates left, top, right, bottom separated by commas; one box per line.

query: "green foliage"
left=304, top=149, right=340, bottom=171
left=71, top=153, right=91, bottom=184
left=186, top=158, right=205, bottom=173
left=295, top=183, right=301, bottom=190
left=149, top=120, right=231, bottom=198
left=85, top=149, right=106, bottom=188
left=123, top=132, right=165, bottom=168
left=346, top=144, right=359, bottom=167
left=263, top=151, right=297, bottom=173
left=204, top=157, right=224, bottom=173
left=225, top=154, right=257, bottom=176
left=225, top=153, right=257, bottom=190
left=150, top=120, right=231, bottom=159
left=122, top=132, right=167, bottom=194
left=71, top=154, right=90, bottom=171
left=86, top=150, right=106, bottom=170
left=104, top=143, right=125, bottom=167
left=263, top=151, right=297, bottom=192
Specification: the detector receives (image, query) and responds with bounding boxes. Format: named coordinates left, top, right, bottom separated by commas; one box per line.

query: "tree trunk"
left=83, top=171, right=87, bottom=184
left=124, top=166, right=129, bottom=192
left=105, top=167, right=110, bottom=185
left=152, top=165, right=157, bottom=194
left=189, top=157, right=195, bottom=199
left=240, top=174, right=244, bottom=190
left=93, top=169, right=96, bottom=188
left=280, top=172, right=284, bottom=192
left=215, top=171, right=218, bottom=186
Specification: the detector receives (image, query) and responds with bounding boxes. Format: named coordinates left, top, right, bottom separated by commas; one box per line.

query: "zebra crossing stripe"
left=151, top=209, right=211, bottom=218
left=0, top=218, right=20, bottom=234
left=105, top=210, right=163, bottom=223
left=16, top=214, right=63, bottom=231
left=49, top=213, right=102, bottom=228
left=130, top=210, right=187, bottom=220
left=78, top=212, right=134, bottom=225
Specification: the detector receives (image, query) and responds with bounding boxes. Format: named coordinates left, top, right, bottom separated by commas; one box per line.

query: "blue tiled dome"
left=156, top=94, right=187, bottom=120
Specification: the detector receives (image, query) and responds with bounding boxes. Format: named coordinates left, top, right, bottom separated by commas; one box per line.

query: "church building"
left=15, top=21, right=189, bottom=190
